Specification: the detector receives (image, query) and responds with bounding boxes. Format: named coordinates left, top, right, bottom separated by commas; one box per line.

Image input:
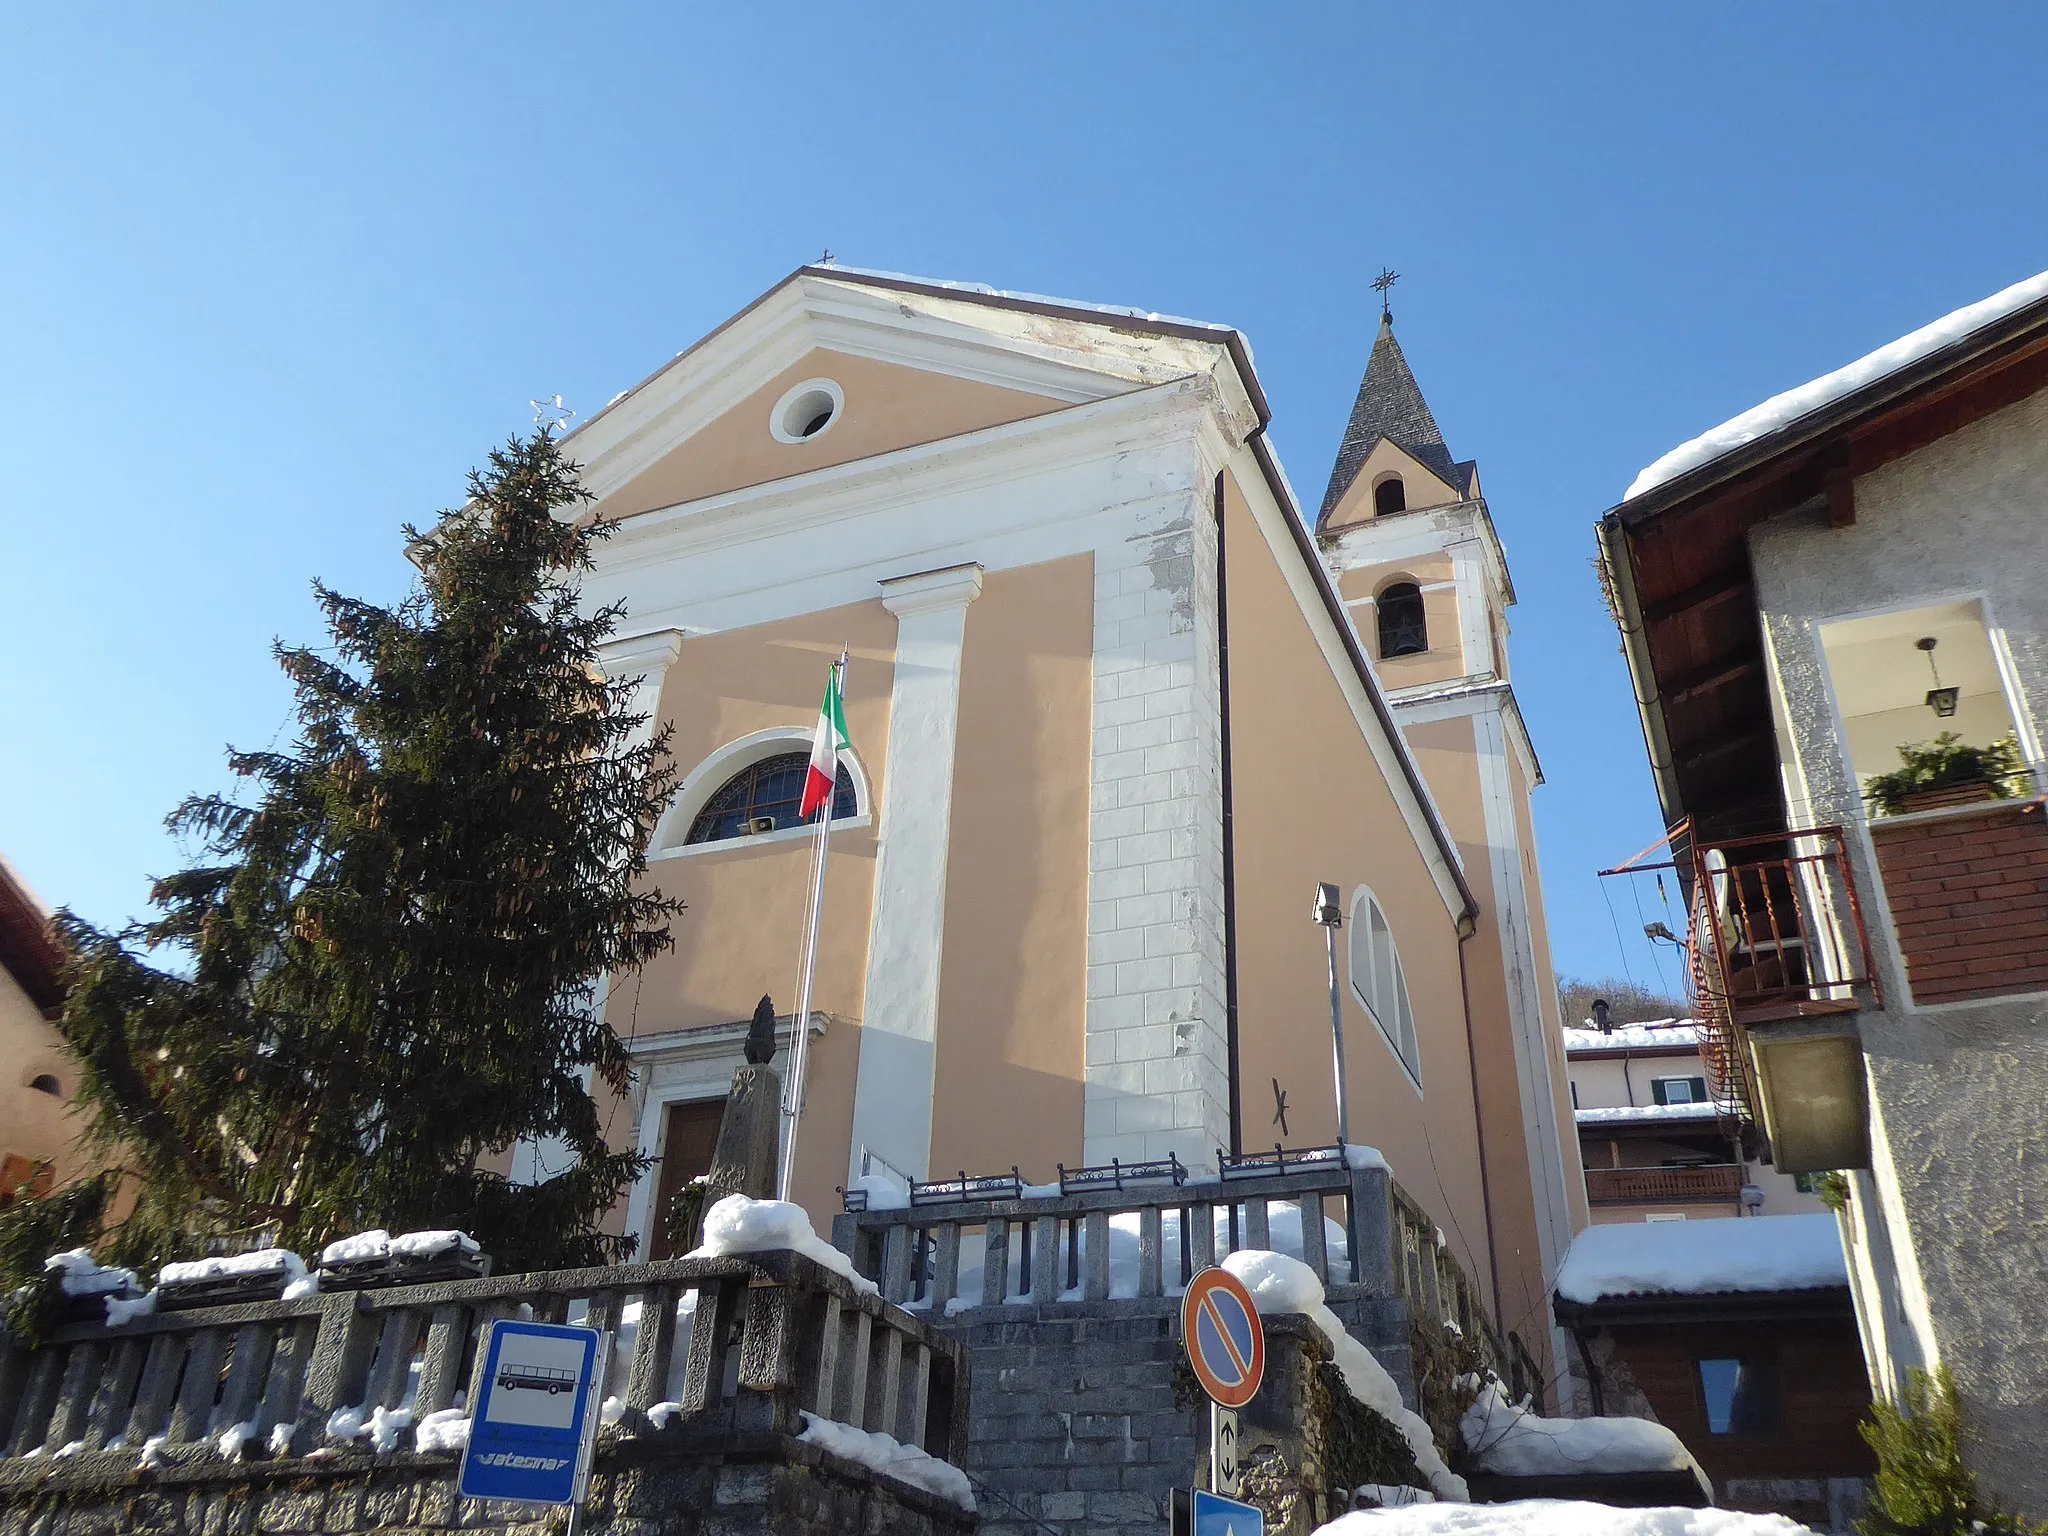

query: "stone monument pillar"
left=705, top=995, right=785, bottom=1206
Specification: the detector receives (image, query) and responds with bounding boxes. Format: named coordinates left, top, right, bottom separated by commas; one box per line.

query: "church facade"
left=560, top=266, right=1584, bottom=1375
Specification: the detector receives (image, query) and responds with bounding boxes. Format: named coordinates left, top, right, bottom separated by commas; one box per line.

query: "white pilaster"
left=595, top=627, right=687, bottom=752
left=1083, top=485, right=1232, bottom=1171
left=848, top=563, right=985, bottom=1182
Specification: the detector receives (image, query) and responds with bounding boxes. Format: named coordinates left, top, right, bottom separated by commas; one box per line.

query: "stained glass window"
left=684, top=752, right=857, bottom=845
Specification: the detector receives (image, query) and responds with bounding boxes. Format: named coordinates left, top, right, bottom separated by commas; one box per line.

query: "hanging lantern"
left=1918, top=637, right=1959, bottom=718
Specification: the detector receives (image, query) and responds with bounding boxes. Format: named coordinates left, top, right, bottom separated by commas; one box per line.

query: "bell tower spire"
left=1318, top=288, right=1470, bottom=528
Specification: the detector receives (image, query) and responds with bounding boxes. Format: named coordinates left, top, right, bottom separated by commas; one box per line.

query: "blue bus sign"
left=458, top=1321, right=604, bottom=1507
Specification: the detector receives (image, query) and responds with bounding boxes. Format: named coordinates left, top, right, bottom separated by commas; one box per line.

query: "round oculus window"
left=769, top=378, right=844, bottom=444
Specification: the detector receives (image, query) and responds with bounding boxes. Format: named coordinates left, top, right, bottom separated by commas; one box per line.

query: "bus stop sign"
left=458, top=1320, right=604, bottom=1507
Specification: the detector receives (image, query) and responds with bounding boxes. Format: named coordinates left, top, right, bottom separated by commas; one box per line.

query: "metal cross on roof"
left=1372, top=267, right=1399, bottom=317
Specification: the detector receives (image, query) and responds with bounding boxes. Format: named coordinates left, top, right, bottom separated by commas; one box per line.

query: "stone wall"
left=950, top=1295, right=1413, bottom=1536
left=0, top=1433, right=973, bottom=1536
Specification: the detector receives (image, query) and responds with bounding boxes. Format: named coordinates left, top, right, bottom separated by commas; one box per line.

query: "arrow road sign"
left=1181, top=1266, right=1266, bottom=1410
left=1172, top=1487, right=1266, bottom=1536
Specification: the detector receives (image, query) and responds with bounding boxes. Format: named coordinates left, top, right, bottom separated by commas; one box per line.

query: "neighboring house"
left=1563, top=1018, right=1826, bottom=1223
left=1554, top=1214, right=1875, bottom=1533
left=554, top=266, right=1585, bottom=1381
left=1596, top=267, right=2048, bottom=1507
left=0, top=857, right=82, bottom=1201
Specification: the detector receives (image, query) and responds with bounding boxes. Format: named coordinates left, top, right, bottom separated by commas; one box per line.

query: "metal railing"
left=1584, top=1164, right=1744, bottom=1206
left=0, top=1249, right=966, bottom=1477
left=832, top=1154, right=1498, bottom=1367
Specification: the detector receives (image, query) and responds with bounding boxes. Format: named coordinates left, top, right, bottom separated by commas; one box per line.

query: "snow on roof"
left=1625, top=266, right=2048, bottom=501
left=810, top=262, right=1240, bottom=341
left=1555, top=1214, right=1846, bottom=1304
left=1563, top=1020, right=1702, bottom=1055
left=1313, top=1503, right=1809, bottom=1535
left=1574, top=1102, right=1720, bottom=1126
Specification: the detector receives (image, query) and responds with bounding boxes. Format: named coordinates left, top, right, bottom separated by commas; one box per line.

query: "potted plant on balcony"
left=1864, top=731, right=2023, bottom=816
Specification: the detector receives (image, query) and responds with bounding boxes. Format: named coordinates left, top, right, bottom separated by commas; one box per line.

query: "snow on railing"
left=831, top=1148, right=1503, bottom=1374
left=0, top=1234, right=967, bottom=1500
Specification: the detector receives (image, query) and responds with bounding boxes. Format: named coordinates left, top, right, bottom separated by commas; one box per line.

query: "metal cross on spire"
left=1372, top=267, right=1399, bottom=319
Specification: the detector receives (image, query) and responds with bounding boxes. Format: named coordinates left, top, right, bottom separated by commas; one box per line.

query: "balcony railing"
left=1584, top=1164, right=1744, bottom=1206
left=1689, top=827, right=1879, bottom=1022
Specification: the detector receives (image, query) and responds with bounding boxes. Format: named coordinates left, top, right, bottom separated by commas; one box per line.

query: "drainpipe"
left=1622, top=1048, right=1636, bottom=1107
left=1597, top=516, right=1686, bottom=850
left=1573, top=1324, right=1608, bottom=1417
left=1214, top=470, right=1242, bottom=1158
left=1457, top=926, right=1506, bottom=1331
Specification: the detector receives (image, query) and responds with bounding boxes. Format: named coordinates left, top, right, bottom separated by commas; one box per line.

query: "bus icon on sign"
left=497, top=1363, right=578, bottom=1395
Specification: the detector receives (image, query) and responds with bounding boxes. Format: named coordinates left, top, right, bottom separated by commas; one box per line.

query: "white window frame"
left=1652, top=1075, right=1708, bottom=1106
left=650, top=727, right=872, bottom=859
left=1348, top=886, right=1423, bottom=1091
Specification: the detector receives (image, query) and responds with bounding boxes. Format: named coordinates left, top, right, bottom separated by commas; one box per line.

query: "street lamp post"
left=1311, top=882, right=1350, bottom=1146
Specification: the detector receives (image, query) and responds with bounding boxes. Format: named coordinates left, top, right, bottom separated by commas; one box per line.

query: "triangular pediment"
left=567, top=268, right=1256, bottom=518
left=1322, top=438, right=1462, bottom=532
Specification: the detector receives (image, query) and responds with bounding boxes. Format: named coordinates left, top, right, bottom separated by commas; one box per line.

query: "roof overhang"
left=1555, top=1284, right=1854, bottom=1330
left=0, top=858, right=64, bottom=1018
left=1596, top=289, right=2048, bottom=839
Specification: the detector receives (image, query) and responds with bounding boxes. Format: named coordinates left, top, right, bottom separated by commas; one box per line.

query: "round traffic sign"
left=1181, top=1266, right=1265, bottom=1409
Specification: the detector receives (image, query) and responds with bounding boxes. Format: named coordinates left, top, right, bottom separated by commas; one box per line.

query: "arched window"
left=1377, top=582, right=1428, bottom=658
left=1374, top=477, right=1407, bottom=516
left=684, top=752, right=857, bottom=845
left=1349, top=889, right=1422, bottom=1086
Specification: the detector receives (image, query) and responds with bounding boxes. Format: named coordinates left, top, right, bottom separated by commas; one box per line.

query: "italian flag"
left=799, top=658, right=851, bottom=820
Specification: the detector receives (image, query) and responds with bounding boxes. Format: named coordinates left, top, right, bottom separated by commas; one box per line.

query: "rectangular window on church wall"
left=648, top=1097, right=726, bottom=1260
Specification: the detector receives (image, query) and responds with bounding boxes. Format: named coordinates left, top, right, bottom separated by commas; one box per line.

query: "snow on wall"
left=1625, top=267, right=2048, bottom=501
left=1459, top=1377, right=1706, bottom=1489
left=1222, top=1249, right=1468, bottom=1502
left=1313, top=1501, right=1810, bottom=1535
left=1555, top=1214, right=1846, bottom=1304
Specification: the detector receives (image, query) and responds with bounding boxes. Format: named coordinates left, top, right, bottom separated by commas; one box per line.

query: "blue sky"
left=5, top=3, right=2046, bottom=993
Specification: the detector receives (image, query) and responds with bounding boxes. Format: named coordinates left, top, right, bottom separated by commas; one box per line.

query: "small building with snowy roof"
left=1553, top=1214, right=1873, bottom=1531
left=1561, top=1017, right=1825, bottom=1223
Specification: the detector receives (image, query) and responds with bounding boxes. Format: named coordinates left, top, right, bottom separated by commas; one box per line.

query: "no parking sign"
left=1181, top=1266, right=1266, bottom=1409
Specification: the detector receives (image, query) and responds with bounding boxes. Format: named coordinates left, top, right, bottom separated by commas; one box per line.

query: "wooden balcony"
left=1585, top=1163, right=1745, bottom=1206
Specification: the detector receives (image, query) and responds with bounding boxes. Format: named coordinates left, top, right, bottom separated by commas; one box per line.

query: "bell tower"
left=1316, top=283, right=1588, bottom=1380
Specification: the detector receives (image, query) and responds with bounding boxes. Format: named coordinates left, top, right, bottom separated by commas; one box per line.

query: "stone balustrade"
left=833, top=1154, right=1494, bottom=1361
left=0, top=1248, right=973, bottom=1536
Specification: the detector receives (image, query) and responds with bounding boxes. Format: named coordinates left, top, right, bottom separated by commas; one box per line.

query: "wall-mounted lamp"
left=1917, top=637, right=1960, bottom=718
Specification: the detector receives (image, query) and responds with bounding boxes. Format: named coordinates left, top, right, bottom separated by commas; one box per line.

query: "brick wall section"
left=1871, top=802, right=2048, bottom=1004
left=948, top=1293, right=1412, bottom=1536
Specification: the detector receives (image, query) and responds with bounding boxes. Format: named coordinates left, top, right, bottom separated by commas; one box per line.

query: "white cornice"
left=625, top=1010, right=832, bottom=1065
left=577, top=380, right=1210, bottom=640
left=880, top=562, right=985, bottom=618
left=1389, top=679, right=1546, bottom=788
left=1321, top=499, right=1518, bottom=609
left=594, top=627, right=685, bottom=679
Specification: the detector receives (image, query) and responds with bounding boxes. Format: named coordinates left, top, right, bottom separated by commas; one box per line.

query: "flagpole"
left=779, top=653, right=844, bottom=1201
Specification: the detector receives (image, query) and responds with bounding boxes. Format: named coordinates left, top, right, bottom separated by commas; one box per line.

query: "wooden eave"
left=1555, top=1284, right=1854, bottom=1330
left=1599, top=292, right=2048, bottom=839
left=0, top=863, right=65, bottom=1019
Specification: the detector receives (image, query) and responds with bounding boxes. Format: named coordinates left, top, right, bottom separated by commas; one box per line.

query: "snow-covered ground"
left=1625, top=266, right=2048, bottom=500
left=1459, top=1378, right=1706, bottom=1492
left=1555, top=1214, right=1846, bottom=1304
left=1315, top=1502, right=1809, bottom=1535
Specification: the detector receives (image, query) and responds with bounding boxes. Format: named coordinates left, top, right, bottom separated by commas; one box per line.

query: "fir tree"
left=7, top=430, right=682, bottom=1295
